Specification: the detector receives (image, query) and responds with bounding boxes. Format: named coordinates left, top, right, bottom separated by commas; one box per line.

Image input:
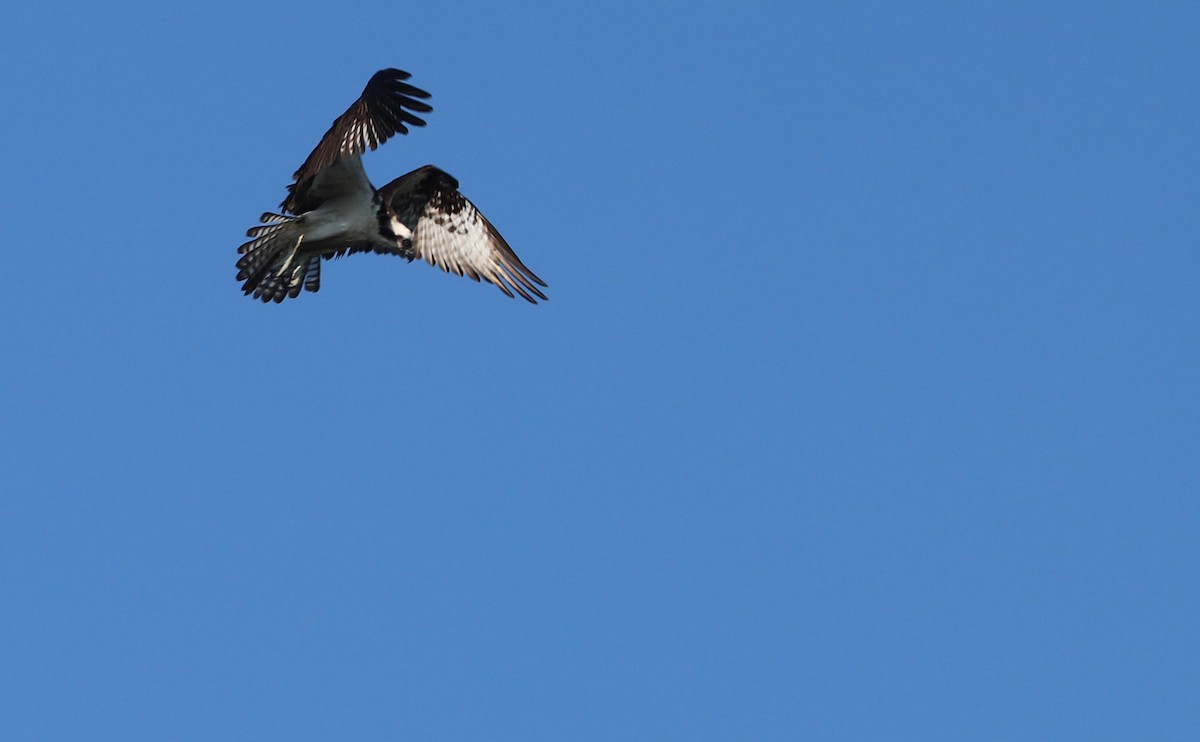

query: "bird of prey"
left=236, top=69, right=547, bottom=304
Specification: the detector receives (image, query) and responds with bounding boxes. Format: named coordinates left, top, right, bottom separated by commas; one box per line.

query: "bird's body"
left=236, top=69, right=546, bottom=303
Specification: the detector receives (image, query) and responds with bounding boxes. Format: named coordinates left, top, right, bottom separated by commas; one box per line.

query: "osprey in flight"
left=236, top=69, right=547, bottom=303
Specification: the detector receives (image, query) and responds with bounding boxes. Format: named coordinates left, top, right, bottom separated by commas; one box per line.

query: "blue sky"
left=1, top=1, right=1197, bottom=739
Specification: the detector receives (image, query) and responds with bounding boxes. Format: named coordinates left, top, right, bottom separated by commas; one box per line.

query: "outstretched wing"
left=378, top=166, right=548, bottom=303
left=282, top=69, right=432, bottom=214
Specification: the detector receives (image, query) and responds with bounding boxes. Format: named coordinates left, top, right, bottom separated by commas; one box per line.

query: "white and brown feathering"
left=378, top=167, right=547, bottom=303
left=236, top=68, right=547, bottom=304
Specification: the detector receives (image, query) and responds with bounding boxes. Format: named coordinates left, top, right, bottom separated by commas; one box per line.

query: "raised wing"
left=379, top=166, right=548, bottom=303
left=282, top=69, right=432, bottom=214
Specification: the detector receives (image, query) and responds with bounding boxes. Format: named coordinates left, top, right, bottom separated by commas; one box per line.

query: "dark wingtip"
left=373, top=68, right=432, bottom=100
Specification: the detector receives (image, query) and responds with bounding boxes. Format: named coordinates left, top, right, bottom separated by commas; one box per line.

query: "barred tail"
left=236, top=213, right=322, bottom=303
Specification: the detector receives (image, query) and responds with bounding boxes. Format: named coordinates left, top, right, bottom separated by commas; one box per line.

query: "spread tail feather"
left=235, top=215, right=321, bottom=303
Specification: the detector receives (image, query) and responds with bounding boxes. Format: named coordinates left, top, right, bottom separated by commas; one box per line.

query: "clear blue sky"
left=1, top=1, right=1196, bottom=739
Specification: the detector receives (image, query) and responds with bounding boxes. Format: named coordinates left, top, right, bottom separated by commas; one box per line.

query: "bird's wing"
left=378, top=166, right=548, bottom=303
left=282, top=69, right=432, bottom=214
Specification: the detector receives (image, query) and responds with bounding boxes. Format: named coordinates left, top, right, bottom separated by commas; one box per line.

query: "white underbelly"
left=304, top=194, right=378, bottom=244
